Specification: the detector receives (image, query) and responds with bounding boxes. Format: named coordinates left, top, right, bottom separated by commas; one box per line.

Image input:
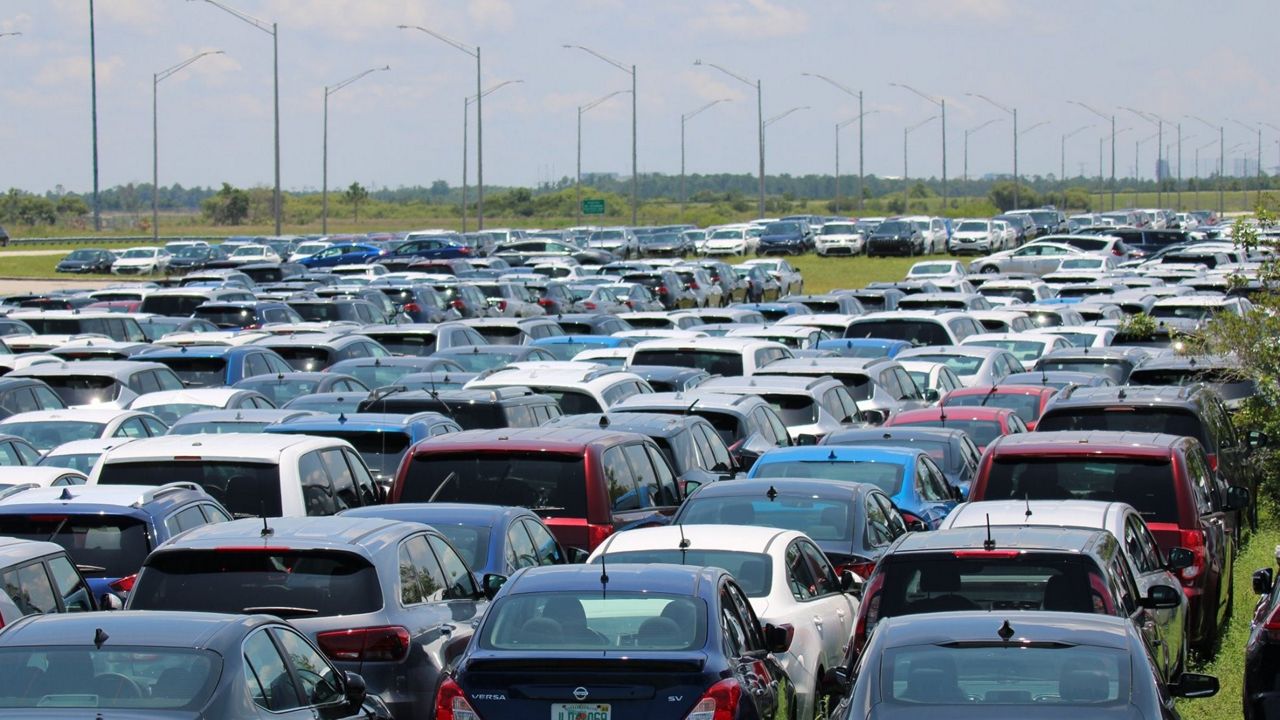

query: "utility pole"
left=89, top=0, right=101, bottom=231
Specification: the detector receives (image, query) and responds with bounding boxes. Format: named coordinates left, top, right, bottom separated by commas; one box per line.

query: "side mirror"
left=922, top=388, right=940, bottom=403
left=1169, top=672, right=1219, bottom=699
left=950, top=486, right=964, bottom=503
left=734, top=446, right=762, bottom=472
left=566, top=547, right=591, bottom=564
left=839, top=570, right=864, bottom=596
left=1254, top=568, right=1275, bottom=596
left=481, top=573, right=508, bottom=600
left=1227, top=485, right=1252, bottom=512
left=823, top=666, right=852, bottom=696
left=763, top=623, right=794, bottom=654
left=373, top=479, right=392, bottom=504
left=861, top=409, right=887, bottom=426
left=343, top=671, right=368, bottom=707
left=905, top=518, right=928, bottom=532
left=99, top=593, right=124, bottom=611
left=1140, top=584, right=1182, bottom=610
left=1249, top=430, right=1270, bottom=450
left=1165, top=547, right=1195, bottom=572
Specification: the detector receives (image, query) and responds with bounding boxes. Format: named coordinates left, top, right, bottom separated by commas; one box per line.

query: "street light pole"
left=1061, top=125, right=1093, bottom=182
left=154, top=51, right=224, bottom=244
left=891, top=83, right=947, bottom=211
left=399, top=25, right=483, bottom=228
left=577, top=90, right=630, bottom=225
left=191, top=0, right=281, bottom=235
left=1231, top=119, right=1263, bottom=208
left=1069, top=101, right=1117, bottom=210
left=680, top=98, right=731, bottom=221
left=969, top=92, right=1019, bottom=208
left=834, top=110, right=878, bottom=214
left=696, top=60, right=764, bottom=217
left=565, top=45, right=637, bottom=225
left=963, top=119, right=1001, bottom=182
left=461, top=80, right=523, bottom=233
left=763, top=106, right=811, bottom=189
left=903, top=115, right=938, bottom=211
left=801, top=73, right=867, bottom=210
left=1121, top=107, right=1167, bottom=207
left=1187, top=115, right=1224, bottom=215
left=322, top=66, right=389, bottom=235
left=89, top=0, right=101, bottom=231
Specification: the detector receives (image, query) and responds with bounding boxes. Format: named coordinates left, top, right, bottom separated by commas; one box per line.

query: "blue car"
left=729, top=301, right=812, bottom=322
left=756, top=219, right=812, bottom=256
left=441, top=563, right=794, bottom=719
left=265, top=411, right=461, bottom=482
left=142, top=345, right=296, bottom=388
left=299, top=242, right=386, bottom=268
left=530, top=334, right=637, bottom=361
left=0, top=483, right=231, bottom=600
left=747, top=445, right=959, bottom=529
left=340, top=503, right=577, bottom=586
left=817, top=337, right=912, bottom=359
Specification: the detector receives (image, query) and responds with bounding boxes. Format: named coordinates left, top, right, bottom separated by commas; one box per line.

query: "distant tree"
left=429, top=180, right=450, bottom=198
left=201, top=183, right=250, bottom=225
left=55, top=195, right=89, bottom=218
left=345, top=182, right=369, bottom=222
left=988, top=181, right=1041, bottom=212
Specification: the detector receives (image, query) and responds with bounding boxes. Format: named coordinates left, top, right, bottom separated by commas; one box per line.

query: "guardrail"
left=9, top=235, right=227, bottom=247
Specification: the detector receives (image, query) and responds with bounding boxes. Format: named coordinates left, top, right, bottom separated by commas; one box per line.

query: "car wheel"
left=980, top=265, right=999, bottom=274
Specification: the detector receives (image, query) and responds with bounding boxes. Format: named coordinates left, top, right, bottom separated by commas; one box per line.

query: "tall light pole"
left=1061, top=125, right=1093, bottom=182
left=680, top=98, right=731, bottom=221
left=1195, top=139, right=1216, bottom=210
left=577, top=90, right=630, bottom=225
left=191, top=0, right=281, bottom=235
left=968, top=92, right=1019, bottom=208
left=153, top=51, right=223, bottom=244
left=1176, top=127, right=1193, bottom=211
left=903, top=114, right=938, bottom=211
left=323, top=66, right=389, bottom=235
left=565, top=45, right=637, bottom=225
left=399, top=25, right=483, bottom=229
left=835, top=110, right=879, bottom=213
left=1231, top=119, right=1263, bottom=208
left=695, top=60, right=764, bottom=217
left=801, top=73, right=866, bottom=210
left=463, top=80, right=522, bottom=232
left=963, top=119, right=1001, bottom=183
left=1069, top=100, right=1117, bottom=210
left=1121, top=106, right=1166, bottom=207
left=763, top=106, right=810, bottom=191
left=1135, top=131, right=1159, bottom=208
left=1265, top=122, right=1280, bottom=175
left=89, top=1, right=101, bottom=231
left=891, top=83, right=947, bottom=210
left=1188, top=115, right=1224, bottom=215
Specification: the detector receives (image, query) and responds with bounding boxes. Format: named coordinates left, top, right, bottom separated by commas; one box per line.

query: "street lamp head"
left=693, top=59, right=703, bottom=66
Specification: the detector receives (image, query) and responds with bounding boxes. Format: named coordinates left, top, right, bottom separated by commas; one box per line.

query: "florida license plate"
left=552, top=703, right=610, bottom=720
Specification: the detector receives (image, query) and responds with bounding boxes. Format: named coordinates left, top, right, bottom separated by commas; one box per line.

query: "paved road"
left=0, top=278, right=118, bottom=294
left=0, top=249, right=74, bottom=257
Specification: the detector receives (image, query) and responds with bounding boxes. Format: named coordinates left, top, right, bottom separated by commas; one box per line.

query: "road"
left=0, top=277, right=118, bottom=294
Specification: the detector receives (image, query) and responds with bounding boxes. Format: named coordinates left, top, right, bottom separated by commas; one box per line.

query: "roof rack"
left=132, top=481, right=204, bottom=508
left=0, top=483, right=38, bottom=501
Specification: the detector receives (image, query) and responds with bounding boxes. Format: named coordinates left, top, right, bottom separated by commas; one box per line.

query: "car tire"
left=980, top=265, right=998, bottom=274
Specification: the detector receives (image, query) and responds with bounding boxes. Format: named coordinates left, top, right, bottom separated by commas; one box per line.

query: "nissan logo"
left=573, top=687, right=589, bottom=701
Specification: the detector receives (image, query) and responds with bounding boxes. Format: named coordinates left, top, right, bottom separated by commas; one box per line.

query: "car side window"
left=245, top=353, right=270, bottom=377
left=799, top=541, right=838, bottom=597
left=786, top=541, right=817, bottom=601
left=726, top=582, right=766, bottom=652
left=273, top=627, right=344, bottom=707
left=0, top=442, right=18, bottom=466
left=141, top=416, right=168, bottom=436
left=758, top=407, right=790, bottom=446
left=298, top=450, right=337, bottom=517
left=165, top=505, right=209, bottom=535
left=602, top=446, right=640, bottom=512
left=922, top=457, right=949, bottom=501
left=242, top=629, right=302, bottom=712
left=4, top=387, right=38, bottom=414
left=428, top=534, right=479, bottom=600
left=865, top=496, right=894, bottom=547
left=879, top=370, right=903, bottom=400
left=46, top=556, right=92, bottom=612
left=154, top=369, right=185, bottom=391
left=1108, top=552, right=1140, bottom=616
left=200, top=503, right=232, bottom=523
left=264, top=354, right=293, bottom=374
left=643, top=444, right=680, bottom=506
left=621, top=444, right=659, bottom=509
left=318, top=448, right=357, bottom=511
left=719, top=588, right=748, bottom=657
left=14, top=441, right=42, bottom=466
left=341, top=448, right=377, bottom=506
left=1184, top=448, right=1215, bottom=514
left=130, top=371, right=160, bottom=395
left=506, top=521, right=538, bottom=572
left=524, top=520, right=564, bottom=565
left=32, top=384, right=65, bottom=410
left=875, top=493, right=908, bottom=537
left=1124, top=515, right=1159, bottom=574
left=699, top=424, right=734, bottom=471
left=115, top=417, right=148, bottom=438
left=402, top=534, right=446, bottom=603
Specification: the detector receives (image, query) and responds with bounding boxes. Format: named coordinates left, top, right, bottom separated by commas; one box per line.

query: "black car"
left=866, top=218, right=925, bottom=257
left=55, top=248, right=115, bottom=274
left=0, top=610, right=391, bottom=719
left=441, top=563, right=794, bottom=720
left=831, top=611, right=1217, bottom=718
left=373, top=284, right=455, bottom=323
left=192, top=300, right=304, bottom=330
left=756, top=220, right=813, bottom=256
left=168, top=244, right=230, bottom=272
left=1247, top=558, right=1280, bottom=719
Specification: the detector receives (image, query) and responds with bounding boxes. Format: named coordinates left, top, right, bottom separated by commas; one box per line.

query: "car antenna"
left=766, top=485, right=778, bottom=502
left=677, top=522, right=690, bottom=563
left=983, top=514, right=996, bottom=551
left=94, top=628, right=110, bottom=649
left=260, top=504, right=273, bottom=537
left=683, top=397, right=701, bottom=416
left=599, top=547, right=609, bottom=599
left=997, top=619, right=1015, bottom=642
left=1024, top=494, right=1033, bottom=524
left=938, top=405, right=947, bottom=427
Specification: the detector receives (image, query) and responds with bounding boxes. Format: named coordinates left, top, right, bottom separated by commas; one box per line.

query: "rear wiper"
left=243, top=606, right=320, bottom=617
left=46, top=517, right=69, bottom=543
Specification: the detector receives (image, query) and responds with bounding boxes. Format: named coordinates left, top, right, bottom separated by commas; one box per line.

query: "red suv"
left=968, top=430, right=1249, bottom=655
left=391, top=428, right=683, bottom=552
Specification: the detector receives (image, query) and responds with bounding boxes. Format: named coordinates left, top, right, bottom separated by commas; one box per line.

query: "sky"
left=2, top=0, right=1277, bottom=196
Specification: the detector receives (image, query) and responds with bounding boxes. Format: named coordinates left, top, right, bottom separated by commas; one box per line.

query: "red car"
left=390, top=427, right=683, bottom=552
left=883, top=406, right=1027, bottom=451
left=939, top=384, right=1059, bottom=430
left=967, top=430, right=1249, bottom=656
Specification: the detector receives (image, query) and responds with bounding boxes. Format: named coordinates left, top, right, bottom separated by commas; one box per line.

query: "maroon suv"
left=969, top=430, right=1249, bottom=654
left=391, top=427, right=683, bottom=552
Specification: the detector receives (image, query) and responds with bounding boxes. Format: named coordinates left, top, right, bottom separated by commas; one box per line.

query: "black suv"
left=620, top=270, right=696, bottom=310
left=358, top=387, right=563, bottom=429
left=866, top=218, right=925, bottom=257
left=192, top=301, right=304, bottom=330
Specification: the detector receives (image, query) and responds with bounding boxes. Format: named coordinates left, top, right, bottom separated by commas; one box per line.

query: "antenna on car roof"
left=677, top=522, right=690, bottom=563
left=979, top=384, right=999, bottom=407
left=1024, top=494, right=1033, bottom=524
left=599, top=547, right=609, bottom=599
left=260, top=504, right=273, bottom=537
left=94, top=628, right=109, bottom=649
left=766, top=485, right=778, bottom=502
left=983, top=514, right=996, bottom=551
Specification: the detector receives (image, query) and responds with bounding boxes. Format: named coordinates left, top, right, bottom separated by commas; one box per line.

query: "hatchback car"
left=939, top=384, right=1059, bottom=430
left=128, top=388, right=277, bottom=425
left=232, top=372, right=368, bottom=406
left=0, top=408, right=167, bottom=453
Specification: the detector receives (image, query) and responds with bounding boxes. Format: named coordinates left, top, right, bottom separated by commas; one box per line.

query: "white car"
left=629, top=336, right=793, bottom=376
left=897, top=360, right=963, bottom=399
left=330, top=263, right=388, bottom=279
left=815, top=221, right=865, bottom=256
left=465, top=363, right=653, bottom=414
left=991, top=218, right=1018, bottom=248
left=948, top=218, right=1003, bottom=254
left=38, top=437, right=138, bottom=475
left=905, top=259, right=966, bottom=281
left=111, top=246, right=171, bottom=275
left=226, top=244, right=283, bottom=265
left=959, top=332, right=1074, bottom=371
left=968, top=241, right=1086, bottom=276
left=903, top=215, right=948, bottom=254
left=288, top=240, right=332, bottom=262
left=588, top=524, right=858, bottom=720
left=0, top=466, right=88, bottom=491
left=128, top=388, right=276, bottom=426
left=897, top=345, right=1024, bottom=388
left=0, top=409, right=168, bottom=453
left=1036, top=324, right=1117, bottom=348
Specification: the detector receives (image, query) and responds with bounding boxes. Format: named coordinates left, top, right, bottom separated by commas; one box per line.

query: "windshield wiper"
left=242, top=606, right=320, bottom=617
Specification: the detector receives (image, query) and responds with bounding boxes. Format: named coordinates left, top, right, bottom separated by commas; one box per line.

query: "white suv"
left=815, top=221, right=866, bottom=256
left=465, top=362, right=653, bottom=414
left=629, top=337, right=793, bottom=377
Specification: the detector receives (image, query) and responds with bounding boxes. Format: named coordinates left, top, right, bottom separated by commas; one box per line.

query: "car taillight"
left=434, top=677, right=480, bottom=720
left=583, top=302, right=597, bottom=310
left=403, top=303, right=422, bottom=313
left=451, top=299, right=465, bottom=311
left=837, top=560, right=876, bottom=580
left=689, top=281, right=700, bottom=289
left=657, top=285, right=669, bottom=296
left=852, top=572, right=885, bottom=655
left=537, top=298, right=554, bottom=307
left=497, top=300, right=508, bottom=312
left=1178, top=529, right=1206, bottom=585
left=1263, top=604, right=1280, bottom=641
left=243, top=323, right=261, bottom=330
left=1205, top=453, right=1219, bottom=472
left=109, top=574, right=137, bottom=593
left=1112, top=247, right=1123, bottom=256
left=685, top=678, right=740, bottom=720
left=459, top=247, right=472, bottom=255
left=315, top=626, right=411, bottom=662
left=587, top=523, right=614, bottom=549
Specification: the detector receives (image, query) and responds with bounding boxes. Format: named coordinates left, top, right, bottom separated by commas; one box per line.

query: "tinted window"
left=0, top=562, right=57, bottom=615
left=480, top=592, right=705, bottom=651
left=847, top=320, right=951, bottom=346
left=631, top=349, right=743, bottom=376
left=1036, top=407, right=1205, bottom=444
left=983, top=456, right=1179, bottom=523
left=0, top=516, right=149, bottom=578
left=0, top=646, right=218, bottom=710
left=97, top=461, right=281, bottom=518
left=428, top=534, right=479, bottom=600
left=401, top=452, right=587, bottom=517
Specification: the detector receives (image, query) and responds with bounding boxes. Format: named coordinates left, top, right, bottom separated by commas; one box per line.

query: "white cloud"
left=871, top=0, right=1021, bottom=24
left=35, top=54, right=125, bottom=87
left=689, top=0, right=809, bottom=38
left=467, top=0, right=516, bottom=31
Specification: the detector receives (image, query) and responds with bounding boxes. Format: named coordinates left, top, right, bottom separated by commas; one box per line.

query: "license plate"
left=552, top=703, right=610, bottom=720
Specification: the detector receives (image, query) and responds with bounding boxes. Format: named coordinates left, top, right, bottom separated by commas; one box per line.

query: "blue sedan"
left=747, top=445, right=959, bottom=529
left=299, top=242, right=386, bottom=268
left=530, top=334, right=636, bottom=361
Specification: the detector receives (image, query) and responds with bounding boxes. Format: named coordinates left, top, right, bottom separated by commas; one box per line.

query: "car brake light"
left=689, top=281, right=700, bottom=289
left=450, top=299, right=466, bottom=311
left=1113, top=247, right=1123, bottom=256
left=403, top=303, right=422, bottom=314
left=459, top=247, right=472, bottom=255
left=837, top=561, right=876, bottom=580
left=1177, top=529, right=1206, bottom=584
left=953, top=549, right=1023, bottom=559
left=316, top=626, right=411, bottom=662
left=852, top=572, right=885, bottom=655
left=243, top=323, right=261, bottom=330
left=213, top=546, right=295, bottom=553
left=583, top=302, right=597, bottom=310
left=434, top=677, right=480, bottom=720
left=109, top=574, right=137, bottom=593
left=587, top=523, right=614, bottom=549
left=685, top=678, right=741, bottom=720
left=28, top=515, right=68, bottom=522
left=657, top=285, right=669, bottom=296
left=497, top=300, right=508, bottom=312
left=537, top=298, right=554, bottom=307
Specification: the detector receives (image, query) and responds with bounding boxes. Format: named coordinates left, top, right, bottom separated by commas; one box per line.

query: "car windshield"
left=822, top=224, right=856, bottom=235
left=895, top=418, right=1003, bottom=447
left=155, top=357, right=226, bottom=387
left=752, top=459, right=903, bottom=495
left=764, top=222, right=801, bottom=234
left=1151, top=304, right=1216, bottom=320
left=1036, top=360, right=1128, bottom=383
left=480, top=591, right=706, bottom=651
left=240, top=378, right=318, bottom=405
left=141, top=295, right=214, bottom=316
left=710, top=229, right=743, bottom=239
left=956, top=222, right=988, bottom=232
left=3, top=421, right=105, bottom=451
left=678, top=494, right=856, bottom=543
left=847, top=321, right=950, bottom=346
left=945, top=393, right=1042, bottom=424
left=371, top=333, right=437, bottom=356
left=631, top=349, right=743, bottom=377
left=403, top=452, right=587, bottom=517
left=0, top=647, right=218, bottom=710
left=982, top=456, right=1179, bottom=523
left=1036, top=407, right=1206, bottom=446
left=600, top=551, right=773, bottom=597
left=876, top=221, right=911, bottom=234
left=130, top=549, right=382, bottom=617
left=121, top=249, right=155, bottom=259
left=966, top=340, right=1046, bottom=363
left=136, top=403, right=210, bottom=426
left=66, top=250, right=99, bottom=260
left=271, top=347, right=331, bottom=372
left=1059, top=258, right=1104, bottom=270
left=910, top=264, right=953, bottom=276
left=590, top=230, right=624, bottom=240
left=97, top=461, right=282, bottom=518
left=0, top=514, right=149, bottom=577
left=908, top=354, right=983, bottom=377
left=231, top=246, right=264, bottom=256
left=880, top=643, right=1127, bottom=706
left=38, top=452, right=100, bottom=473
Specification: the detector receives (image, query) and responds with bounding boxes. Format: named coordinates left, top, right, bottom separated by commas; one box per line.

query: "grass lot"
left=0, top=255, right=115, bottom=279
left=790, top=253, right=945, bottom=294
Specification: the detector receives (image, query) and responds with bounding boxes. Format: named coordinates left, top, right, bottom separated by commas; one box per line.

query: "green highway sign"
left=581, top=198, right=606, bottom=215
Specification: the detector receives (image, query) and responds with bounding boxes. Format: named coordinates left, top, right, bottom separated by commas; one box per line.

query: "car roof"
left=1049, top=384, right=1203, bottom=406
left=152, top=516, right=422, bottom=556
left=687, top=477, right=869, bottom=501
left=10, top=360, right=168, bottom=378
left=341, top=502, right=533, bottom=528
left=893, top=524, right=1110, bottom=553
left=269, top=412, right=448, bottom=432
left=823, top=426, right=969, bottom=446
left=946, top=499, right=1133, bottom=532
left=632, top=337, right=787, bottom=352
left=131, top=389, right=248, bottom=407
left=891, top=406, right=1015, bottom=422
left=614, top=391, right=759, bottom=413
left=1, top=409, right=145, bottom=424
left=170, top=409, right=315, bottom=425
left=875, top=610, right=1130, bottom=650
left=98, top=433, right=340, bottom=463
left=700, top=375, right=839, bottom=394
left=44, top=437, right=138, bottom=456
left=505, top=563, right=717, bottom=596
left=594, top=524, right=799, bottom=556
left=548, top=412, right=706, bottom=437
left=945, top=384, right=1055, bottom=398
left=409, top=427, right=647, bottom=454
left=0, top=610, right=271, bottom=650
left=986, top=430, right=1185, bottom=455
left=758, top=445, right=922, bottom=466
left=0, top=483, right=208, bottom=513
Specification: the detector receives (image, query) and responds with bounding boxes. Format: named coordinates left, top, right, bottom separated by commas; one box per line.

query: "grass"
left=0, top=255, right=115, bottom=279
left=790, top=253, right=947, bottom=295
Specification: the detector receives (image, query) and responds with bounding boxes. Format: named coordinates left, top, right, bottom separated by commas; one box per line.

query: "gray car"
left=127, top=515, right=487, bottom=720
left=0, top=536, right=97, bottom=625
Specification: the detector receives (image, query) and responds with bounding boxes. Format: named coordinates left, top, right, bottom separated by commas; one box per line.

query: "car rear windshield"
left=0, top=514, right=149, bottom=577
left=846, top=320, right=950, bottom=346
left=631, top=349, right=743, bottom=377
left=370, top=333, right=438, bottom=355
left=98, top=461, right=282, bottom=518
left=2, top=421, right=105, bottom=451
left=1151, top=304, right=1216, bottom=321
left=480, top=592, right=706, bottom=651
left=983, top=456, right=1178, bottom=522
left=753, top=459, right=903, bottom=495
left=271, top=347, right=331, bottom=372
left=37, top=452, right=100, bottom=474
left=169, top=421, right=273, bottom=435
left=403, top=452, right=588, bottom=517
left=881, top=643, right=1127, bottom=706
left=1036, top=360, right=1129, bottom=383
left=981, top=288, right=1037, bottom=303
left=1036, top=407, right=1206, bottom=446
left=877, top=552, right=1113, bottom=618
left=1126, top=369, right=1254, bottom=401
left=945, top=394, right=1043, bottom=424
left=192, top=307, right=258, bottom=328
left=474, top=327, right=527, bottom=346
left=966, top=340, right=1046, bottom=363
left=679, top=494, right=857, bottom=544
left=18, top=318, right=108, bottom=335
left=240, top=378, right=318, bottom=406
left=0, top=647, right=218, bottom=710
left=906, top=354, right=983, bottom=377
left=895, top=419, right=1003, bottom=447
left=290, top=303, right=347, bottom=322
left=130, top=549, right=381, bottom=617
left=601, top=551, right=773, bottom=597
left=154, top=357, right=227, bottom=387
left=138, top=403, right=211, bottom=426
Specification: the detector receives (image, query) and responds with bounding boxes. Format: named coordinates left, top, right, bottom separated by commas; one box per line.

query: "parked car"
left=55, top=248, right=116, bottom=274
left=883, top=405, right=1027, bottom=450
left=111, top=246, right=171, bottom=275
left=0, top=536, right=98, bottom=625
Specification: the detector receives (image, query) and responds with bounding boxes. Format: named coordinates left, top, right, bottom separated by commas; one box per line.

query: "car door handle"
left=812, top=615, right=824, bottom=627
